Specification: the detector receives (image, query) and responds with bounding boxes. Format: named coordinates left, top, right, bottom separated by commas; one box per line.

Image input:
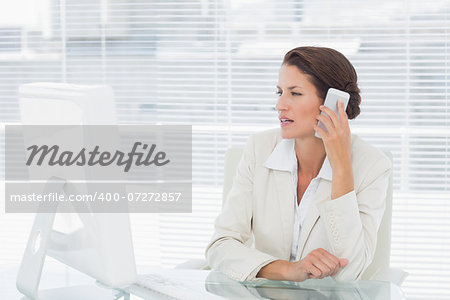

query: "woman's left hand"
left=314, top=100, right=354, bottom=199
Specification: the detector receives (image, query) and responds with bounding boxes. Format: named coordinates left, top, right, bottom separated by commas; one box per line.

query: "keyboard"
left=126, top=269, right=224, bottom=300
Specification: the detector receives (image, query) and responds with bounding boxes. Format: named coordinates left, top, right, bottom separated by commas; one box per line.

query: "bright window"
left=0, top=1, right=449, bottom=299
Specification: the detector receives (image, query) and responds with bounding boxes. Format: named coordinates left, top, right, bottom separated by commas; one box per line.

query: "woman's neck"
left=294, top=136, right=326, bottom=178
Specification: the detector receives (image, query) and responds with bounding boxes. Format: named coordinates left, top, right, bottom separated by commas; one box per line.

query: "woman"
left=205, top=46, right=392, bottom=282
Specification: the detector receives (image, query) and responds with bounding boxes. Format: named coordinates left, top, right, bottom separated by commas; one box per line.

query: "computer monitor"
left=15, top=83, right=137, bottom=299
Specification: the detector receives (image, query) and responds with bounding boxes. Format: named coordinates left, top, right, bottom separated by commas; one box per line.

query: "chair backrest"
left=361, top=150, right=393, bottom=279
left=221, top=147, right=393, bottom=279
left=222, top=148, right=245, bottom=206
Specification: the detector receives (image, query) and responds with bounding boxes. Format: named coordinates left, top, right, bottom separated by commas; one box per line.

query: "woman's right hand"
left=286, top=248, right=348, bottom=281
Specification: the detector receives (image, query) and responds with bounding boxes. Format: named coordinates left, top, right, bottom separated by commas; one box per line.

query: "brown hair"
left=282, top=46, right=361, bottom=119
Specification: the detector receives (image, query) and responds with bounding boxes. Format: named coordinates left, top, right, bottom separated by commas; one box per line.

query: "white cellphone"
left=315, top=88, right=350, bottom=138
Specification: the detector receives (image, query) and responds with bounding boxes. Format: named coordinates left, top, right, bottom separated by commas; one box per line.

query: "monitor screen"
left=17, top=83, right=137, bottom=291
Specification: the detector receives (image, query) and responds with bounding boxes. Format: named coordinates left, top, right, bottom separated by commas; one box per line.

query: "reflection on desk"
left=129, top=268, right=405, bottom=300
left=1, top=262, right=405, bottom=300
left=205, top=271, right=405, bottom=300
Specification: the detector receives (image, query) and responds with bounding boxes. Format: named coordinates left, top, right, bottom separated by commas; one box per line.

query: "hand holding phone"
left=315, top=88, right=350, bottom=139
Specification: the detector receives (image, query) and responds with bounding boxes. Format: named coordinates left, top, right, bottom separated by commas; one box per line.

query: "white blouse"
left=264, top=138, right=332, bottom=261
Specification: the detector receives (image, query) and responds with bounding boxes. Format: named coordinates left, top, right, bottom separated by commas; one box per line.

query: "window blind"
left=1, top=0, right=449, bottom=298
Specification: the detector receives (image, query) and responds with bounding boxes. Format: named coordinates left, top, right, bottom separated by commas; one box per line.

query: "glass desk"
left=127, top=267, right=405, bottom=300
left=1, top=262, right=405, bottom=300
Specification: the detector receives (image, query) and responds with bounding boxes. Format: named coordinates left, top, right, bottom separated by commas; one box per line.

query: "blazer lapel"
left=296, top=178, right=332, bottom=260
left=273, top=169, right=295, bottom=259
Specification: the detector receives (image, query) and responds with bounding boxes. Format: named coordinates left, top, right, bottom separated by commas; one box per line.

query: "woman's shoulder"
left=245, top=128, right=283, bottom=161
left=250, top=128, right=283, bottom=145
left=350, top=134, right=393, bottom=172
left=245, top=130, right=392, bottom=171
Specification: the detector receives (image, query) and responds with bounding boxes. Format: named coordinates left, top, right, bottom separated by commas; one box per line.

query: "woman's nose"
left=275, top=96, right=288, bottom=112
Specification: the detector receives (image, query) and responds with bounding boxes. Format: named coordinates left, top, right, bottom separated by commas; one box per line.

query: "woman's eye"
left=275, top=91, right=302, bottom=96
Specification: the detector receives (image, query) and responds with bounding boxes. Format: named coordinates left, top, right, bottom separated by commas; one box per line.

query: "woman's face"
left=276, top=64, right=323, bottom=139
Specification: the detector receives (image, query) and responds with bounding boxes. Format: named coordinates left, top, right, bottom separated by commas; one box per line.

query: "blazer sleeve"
left=317, top=153, right=392, bottom=281
left=205, top=134, right=278, bottom=282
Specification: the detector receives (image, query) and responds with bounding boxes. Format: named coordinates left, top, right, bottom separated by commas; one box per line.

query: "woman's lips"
left=279, top=118, right=294, bottom=127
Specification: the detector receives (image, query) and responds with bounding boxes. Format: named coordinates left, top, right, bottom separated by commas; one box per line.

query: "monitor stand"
left=20, top=286, right=129, bottom=300
left=15, top=178, right=127, bottom=300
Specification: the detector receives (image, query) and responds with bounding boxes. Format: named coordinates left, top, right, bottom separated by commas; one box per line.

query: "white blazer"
left=205, top=128, right=392, bottom=282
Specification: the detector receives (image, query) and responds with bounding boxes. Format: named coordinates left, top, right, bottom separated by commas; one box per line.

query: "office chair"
left=361, top=150, right=408, bottom=285
left=177, top=148, right=408, bottom=286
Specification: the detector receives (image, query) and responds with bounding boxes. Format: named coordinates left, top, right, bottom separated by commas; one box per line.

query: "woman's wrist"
left=331, top=156, right=352, bottom=174
left=256, top=260, right=292, bottom=281
left=331, top=163, right=354, bottom=200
